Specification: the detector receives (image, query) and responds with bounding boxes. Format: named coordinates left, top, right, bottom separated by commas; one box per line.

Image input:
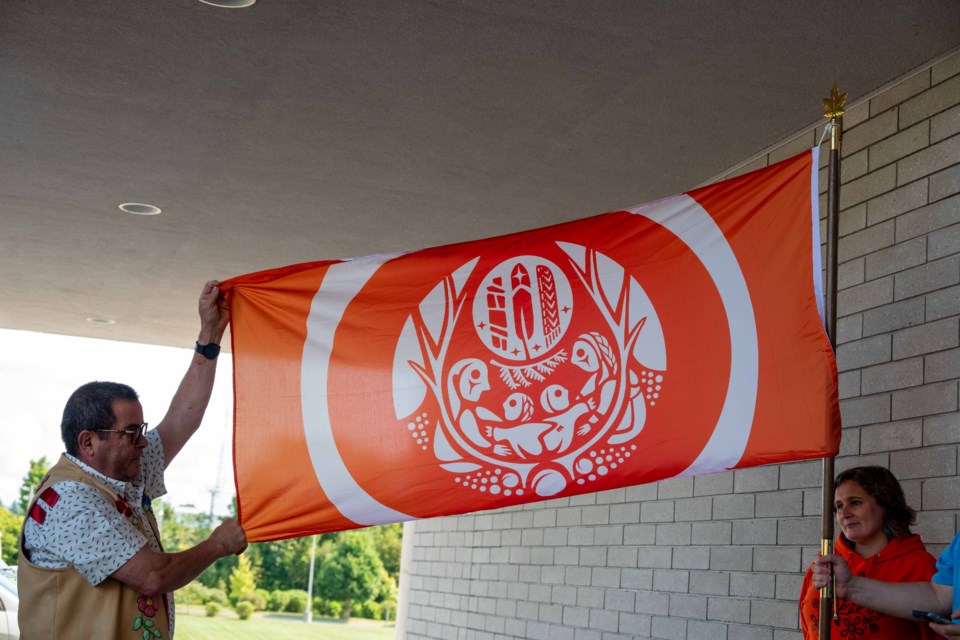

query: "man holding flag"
left=17, top=280, right=247, bottom=639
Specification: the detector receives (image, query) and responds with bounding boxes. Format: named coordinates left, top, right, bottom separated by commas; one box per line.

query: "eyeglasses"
left=96, top=423, right=148, bottom=443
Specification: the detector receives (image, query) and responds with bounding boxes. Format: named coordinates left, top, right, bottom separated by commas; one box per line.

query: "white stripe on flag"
left=302, top=252, right=415, bottom=526
left=627, top=194, right=759, bottom=475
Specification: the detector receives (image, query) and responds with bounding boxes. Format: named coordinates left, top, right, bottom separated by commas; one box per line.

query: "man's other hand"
left=211, top=517, right=248, bottom=556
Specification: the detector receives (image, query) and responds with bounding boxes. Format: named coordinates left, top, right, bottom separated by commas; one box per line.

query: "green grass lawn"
left=175, top=609, right=396, bottom=640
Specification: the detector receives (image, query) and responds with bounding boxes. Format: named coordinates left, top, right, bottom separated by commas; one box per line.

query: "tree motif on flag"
left=395, top=246, right=666, bottom=499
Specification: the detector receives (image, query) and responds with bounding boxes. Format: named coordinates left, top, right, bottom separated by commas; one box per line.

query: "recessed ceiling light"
left=86, top=317, right=117, bottom=325
left=119, top=203, right=162, bottom=216
left=198, top=0, right=256, bottom=7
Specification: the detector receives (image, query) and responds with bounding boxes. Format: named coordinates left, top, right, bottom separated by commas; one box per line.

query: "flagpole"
left=305, top=533, right=318, bottom=623
left=818, top=84, right=846, bottom=640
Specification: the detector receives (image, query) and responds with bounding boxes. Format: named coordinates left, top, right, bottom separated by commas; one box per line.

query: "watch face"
left=197, top=342, right=220, bottom=358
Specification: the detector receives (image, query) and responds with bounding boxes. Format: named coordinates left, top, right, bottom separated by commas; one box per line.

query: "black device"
left=912, top=610, right=957, bottom=625
left=195, top=341, right=221, bottom=360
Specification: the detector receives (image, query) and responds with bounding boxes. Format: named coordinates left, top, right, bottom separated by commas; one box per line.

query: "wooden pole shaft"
left=818, top=114, right=842, bottom=640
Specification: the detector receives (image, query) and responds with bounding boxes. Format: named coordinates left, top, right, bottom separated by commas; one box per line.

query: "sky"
left=0, top=328, right=236, bottom=517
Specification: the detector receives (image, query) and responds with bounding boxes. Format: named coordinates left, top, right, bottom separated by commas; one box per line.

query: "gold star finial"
left=823, top=84, right=847, bottom=119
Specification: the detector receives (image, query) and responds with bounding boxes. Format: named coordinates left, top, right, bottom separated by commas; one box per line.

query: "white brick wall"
left=402, top=50, right=960, bottom=639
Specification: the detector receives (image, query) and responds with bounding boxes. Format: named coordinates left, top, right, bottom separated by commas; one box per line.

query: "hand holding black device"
left=912, top=610, right=957, bottom=625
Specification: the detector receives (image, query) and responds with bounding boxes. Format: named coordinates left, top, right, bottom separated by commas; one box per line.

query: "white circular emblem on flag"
left=393, top=244, right=667, bottom=498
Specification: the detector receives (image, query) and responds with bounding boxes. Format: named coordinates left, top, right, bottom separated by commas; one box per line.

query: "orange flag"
left=222, top=149, right=839, bottom=542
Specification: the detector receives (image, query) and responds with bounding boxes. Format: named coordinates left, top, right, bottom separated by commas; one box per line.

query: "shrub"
left=205, top=602, right=221, bottom=617
left=328, top=600, right=343, bottom=619
left=312, top=598, right=343, bottom=618
left=357, top=600, right=383, bottom=620
left=268, top=590, right=291, bottom=612
left=175, top=582, right=207, bottom=606
left=238, top=591, right=267, bottom=611
left=381, top=598, right=397, bottom=622
left=205, top=587, right=229, bottom=606
left=283, top=589, right=308, bottom=614
left=236, top=601, right=255, bottom=620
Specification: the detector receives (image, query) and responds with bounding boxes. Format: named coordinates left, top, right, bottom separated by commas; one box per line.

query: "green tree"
left=0, top=505, right=24, bottom=565
left=381, top=578, right=399, bottom=621
left=17, top=457, right=50, bottom=514
left=368, top=523, right=402, bottom=582
left=157, top=503, right=234, bottom=589
left=246, top=536, right=312, bottom=591
left=247, top=533, right=342, bottom=593
left=316, top=531, right=388, bottom=619
left=228, top=553, right=258, bottom=604
left=198, top=553, right=236, bottom=591
left=158, top=502, right=209, bottom=552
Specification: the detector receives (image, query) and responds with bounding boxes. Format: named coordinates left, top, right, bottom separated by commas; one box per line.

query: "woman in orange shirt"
left=799, top=466, right=940, bottom=639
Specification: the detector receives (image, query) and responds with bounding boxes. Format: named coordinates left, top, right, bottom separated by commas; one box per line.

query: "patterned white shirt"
left=22, top=429, right=174, bottom=632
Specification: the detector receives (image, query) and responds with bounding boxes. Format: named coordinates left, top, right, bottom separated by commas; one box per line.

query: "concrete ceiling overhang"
left=2, top=1, right=959, bottom=348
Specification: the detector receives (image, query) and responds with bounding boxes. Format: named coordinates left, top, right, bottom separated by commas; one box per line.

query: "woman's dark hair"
left=835, top=465, right=915, bottom=538
left=61, top=381, right=139, bottom=456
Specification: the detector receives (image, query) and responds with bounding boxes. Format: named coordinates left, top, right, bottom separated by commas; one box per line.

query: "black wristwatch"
left=195, top=341, right=221, bottom=360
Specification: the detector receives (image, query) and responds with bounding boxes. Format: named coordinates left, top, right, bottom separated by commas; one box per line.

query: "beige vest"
left=18, top=455, right=171, bottom=640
